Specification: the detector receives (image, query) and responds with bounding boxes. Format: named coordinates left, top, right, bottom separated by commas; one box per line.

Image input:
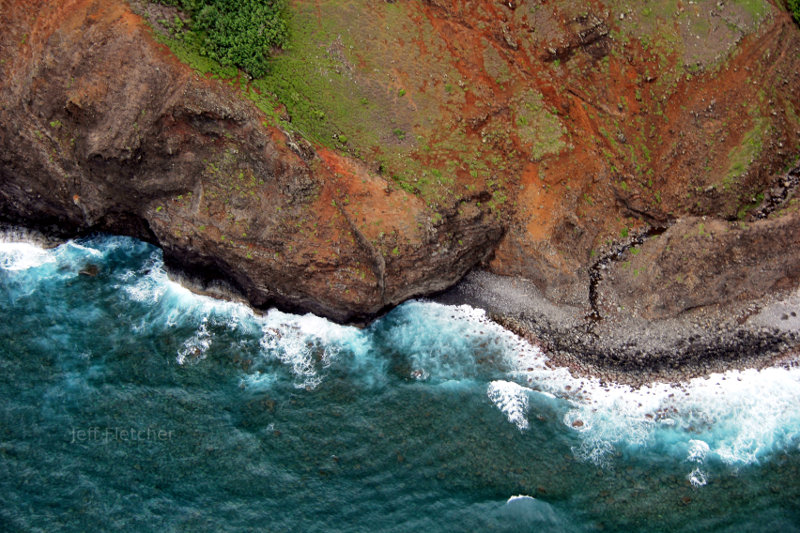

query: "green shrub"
left=152, top=0, right=289, bottom=77
left=790, top=0, right=800, bottom=24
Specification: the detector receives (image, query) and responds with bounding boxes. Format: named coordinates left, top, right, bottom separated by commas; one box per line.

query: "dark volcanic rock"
left=78, top=264, right=100, bottom=277
left=601, top=214, right=800, bottom=320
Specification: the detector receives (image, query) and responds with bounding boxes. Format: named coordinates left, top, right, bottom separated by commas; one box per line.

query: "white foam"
left=0, top=242, right=56, bottom=271
left=506, top=495, right=536, bottom=504
left=11, top=234, right=797, bottom=473
left=382, top=300, right=550, bottom=384
left=116, top=249, right=260, bottom=337
left=508, top=354, right=800, bottom=467
left=238, top=297, right=800, bottom=469
left=687, top=439, right=710, bottom=463
left=64, top=241, right=103, bottom=257
left=240, top=371, right=279, bottom=391
left=688, top=468, right=708, bottom=488
left=419, top=300, right=800, bottom=468
left=260, top=324, right=323, bottom=389
left=107, top=259, right=800, bottom=473
left=0, top=227, right=53, bottom=246
left=121, top=252, right=170, bottom=304
left=487, top=380, right=531, bottom=431
left=176, top=318, right=212, bottom=365
left=257, top=309, right=368, bottom=390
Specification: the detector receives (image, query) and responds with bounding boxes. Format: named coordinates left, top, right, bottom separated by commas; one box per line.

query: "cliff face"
left=1, top=0, right=800, bottom=325
left=0, top=0, right=503, bottom=321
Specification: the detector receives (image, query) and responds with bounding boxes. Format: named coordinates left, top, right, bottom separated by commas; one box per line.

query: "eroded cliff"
left=0, top=0, right=503, bottom=321
left=1, top=0, right=800, bottom=336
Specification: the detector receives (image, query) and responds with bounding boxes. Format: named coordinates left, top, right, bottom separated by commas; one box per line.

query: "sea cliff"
left=2, top=0, right=800, bottom=373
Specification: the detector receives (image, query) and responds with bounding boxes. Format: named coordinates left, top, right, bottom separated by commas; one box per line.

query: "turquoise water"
left=2, top=234, right=800, bottom=532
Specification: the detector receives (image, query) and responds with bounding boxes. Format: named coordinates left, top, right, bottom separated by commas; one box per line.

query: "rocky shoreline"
left=5, top=219, right=799, bottom=388
left=2, top=0, right=800, bottom=388
left=436, top=270, right=800, bottom=387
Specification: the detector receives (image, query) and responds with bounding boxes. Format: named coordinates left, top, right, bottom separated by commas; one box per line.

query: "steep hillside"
left=0, top=0, right=503, bottom=321
left=1, top=0, right=800, bottom=335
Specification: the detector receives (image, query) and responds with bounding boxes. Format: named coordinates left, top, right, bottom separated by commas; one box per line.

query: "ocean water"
left=1, top=234, right=800, bottom=532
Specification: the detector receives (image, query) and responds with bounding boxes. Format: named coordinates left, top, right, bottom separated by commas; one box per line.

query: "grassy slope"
left=143, top=0, right=800, bottom=249
left=144, top=0, right=565, bottom=214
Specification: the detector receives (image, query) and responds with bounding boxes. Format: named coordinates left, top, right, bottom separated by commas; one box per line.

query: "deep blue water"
left=2, top=234, right=800, bottom=532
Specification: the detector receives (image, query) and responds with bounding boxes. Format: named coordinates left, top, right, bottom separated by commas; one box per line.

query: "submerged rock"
left=78, top=264, right=100, bottom=277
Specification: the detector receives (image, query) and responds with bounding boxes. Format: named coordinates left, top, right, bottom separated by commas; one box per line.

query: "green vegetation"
left=790, top=0, right=800, bottom=24
left=482, top=41, right=512, bottom=85
left=732, top=0, right=768, bottom=19
left=737, top=192, right=764, bottom=220
left=242, top=3, right=390, bottom=151
left=143, top=0, right=534, bottom=214
left=606, top=0, right=770, bottom=103
left=511, top=90, right=566, bottom=161
left=723, top=118, right=769, bottom=190
left=151, top=0, right=289, bottom=77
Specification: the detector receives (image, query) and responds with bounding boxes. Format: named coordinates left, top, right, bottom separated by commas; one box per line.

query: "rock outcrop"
left=0, top=0, right=503, bottom=322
